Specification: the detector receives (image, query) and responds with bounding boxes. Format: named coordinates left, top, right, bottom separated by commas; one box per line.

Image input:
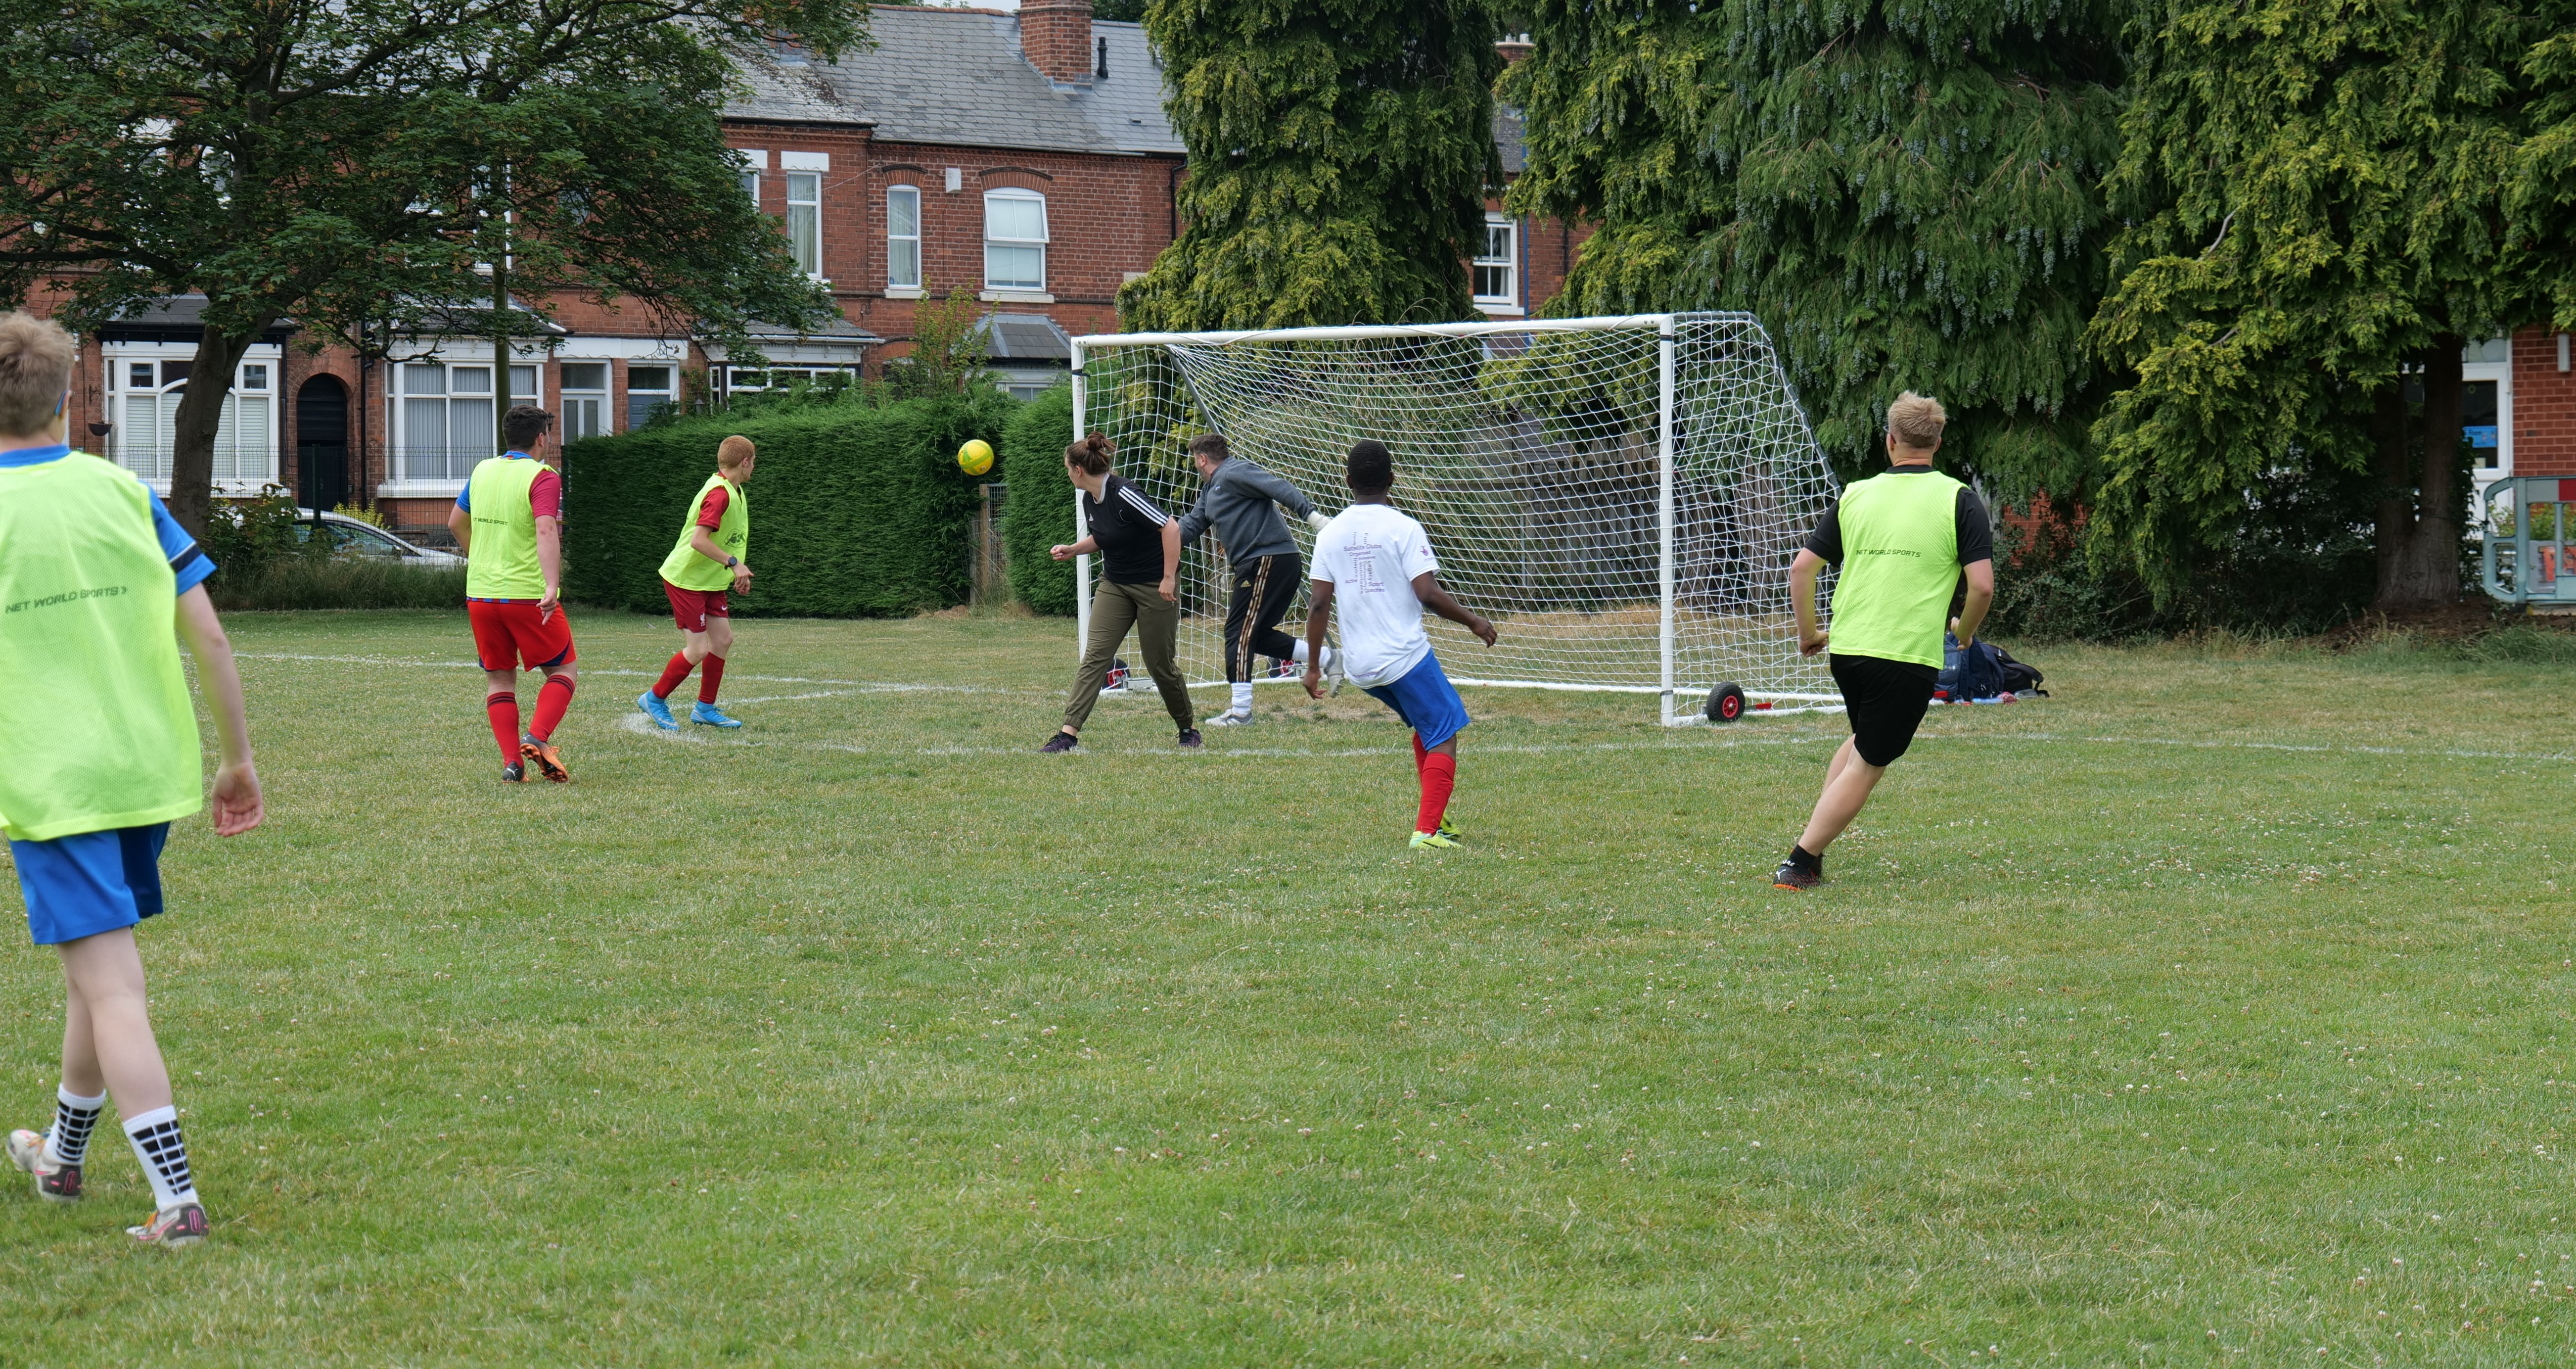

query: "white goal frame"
left=1070, top=312, right=1840, bottom=725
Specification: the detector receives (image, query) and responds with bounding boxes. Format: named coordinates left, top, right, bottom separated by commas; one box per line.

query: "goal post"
left=1068, top=312, right=1840, bottom=725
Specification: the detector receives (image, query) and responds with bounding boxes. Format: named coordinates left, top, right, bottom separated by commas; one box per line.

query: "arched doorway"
left=296, top=375, right=350, bottom=513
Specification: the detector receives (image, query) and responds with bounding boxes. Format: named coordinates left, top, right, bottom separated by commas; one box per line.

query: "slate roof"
left=978, top=312, right=1071, bottom=362
left=99, top=295, right=297, bottom=345
left=728, top=8, right=1529, bottom=176
left=737, top=314, right=882, bottom=344
left=730, top=9, right=1183, bottom=157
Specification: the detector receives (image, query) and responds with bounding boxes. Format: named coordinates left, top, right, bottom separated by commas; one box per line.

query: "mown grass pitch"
left=2, top=608, right=2572, bottom=1366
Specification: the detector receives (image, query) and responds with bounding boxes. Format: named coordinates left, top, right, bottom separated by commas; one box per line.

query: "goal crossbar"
left=1068, top=312, right=1839, bottom=725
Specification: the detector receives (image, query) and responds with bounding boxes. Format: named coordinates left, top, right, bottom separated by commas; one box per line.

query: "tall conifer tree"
left=1120, top=0, right=1503, bottom=330
left=1504, top=0, right=2125, bottom=490
left=2087, top=0, right=2526, bottom=610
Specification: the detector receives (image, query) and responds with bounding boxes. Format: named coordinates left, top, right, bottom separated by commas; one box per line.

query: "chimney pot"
left=1020, top=0, right=1094, bottom=85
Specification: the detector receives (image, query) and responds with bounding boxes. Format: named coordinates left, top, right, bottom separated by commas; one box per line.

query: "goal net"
left=1071, top=312, right=1840, bottom=724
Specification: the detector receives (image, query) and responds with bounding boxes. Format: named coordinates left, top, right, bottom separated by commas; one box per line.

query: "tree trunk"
left=493, top=251, right=512, bottom=427
left=164, top=328, right=263, bottom=538
left=2371, top=339, right=2466, bottom=610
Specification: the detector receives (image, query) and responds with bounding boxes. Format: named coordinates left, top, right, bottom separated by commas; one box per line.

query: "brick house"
left=41, top=1, right=1588, bottom=536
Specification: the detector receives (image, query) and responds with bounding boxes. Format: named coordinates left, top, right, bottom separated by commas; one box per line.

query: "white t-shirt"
left=1311, top=502, right=1441, bottom=687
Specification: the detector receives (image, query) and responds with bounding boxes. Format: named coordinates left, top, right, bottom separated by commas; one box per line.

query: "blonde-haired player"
left=639, top=435, right=756, bottom=729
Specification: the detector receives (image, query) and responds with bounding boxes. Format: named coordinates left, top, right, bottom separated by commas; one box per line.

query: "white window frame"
left=1474, top=214, right=1521, bottom=314
left=982, top=189, right=1049, bottom=298
left=718, top=365, right=856, bottom=400
left=625, top=363, right=677, bottom=429
left=558, top=360, right=609, bottom=442
left=101, top=342, right=281, bottom=493
left=886, top=184, right=922, bottom=296
left=381, top=355, right=543, bottom=496
left=786, top=170, right=824, bottom=281
left=736, top=148, right=766, bottom=206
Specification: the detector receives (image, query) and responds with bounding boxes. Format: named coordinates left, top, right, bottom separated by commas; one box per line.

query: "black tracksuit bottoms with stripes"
left=1223, top=552, right=1303, bottom=683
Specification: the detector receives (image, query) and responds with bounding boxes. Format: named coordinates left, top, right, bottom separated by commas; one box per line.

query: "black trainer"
left=1176, top=728, right=1203, bottom=749
left=1773, top=855, right=1822, bottom=891
left=501, top=763, right=526, bottom=783
left=1039, top=732, right=1079, bottom=754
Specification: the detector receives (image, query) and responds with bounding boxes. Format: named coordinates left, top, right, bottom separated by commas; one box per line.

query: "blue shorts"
left=8, top=824, right=170, bottom=946
left=1361, top=650, right=1471, bottom=750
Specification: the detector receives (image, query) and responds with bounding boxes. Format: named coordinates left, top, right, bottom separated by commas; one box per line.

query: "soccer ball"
left=957, top=439, right=994, bottom=476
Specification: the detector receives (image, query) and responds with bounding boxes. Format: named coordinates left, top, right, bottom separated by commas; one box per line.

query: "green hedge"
left=1001, top=385, right=1078, bottom=614
left=562, top=393, right=1013, bottom=617
left=210, top=559, right=469, bottom=612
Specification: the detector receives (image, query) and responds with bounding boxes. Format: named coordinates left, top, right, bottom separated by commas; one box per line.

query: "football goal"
left=1069, top=312, right=1840, bottom=725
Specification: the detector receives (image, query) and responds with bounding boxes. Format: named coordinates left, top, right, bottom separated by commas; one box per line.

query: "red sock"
left=530, top=673, right=575, bottom=741
left=1412, top=734, right=1428, bottom=775
left=651, top=652, right=695, bottom=699
left=697, top=655, right=727, bottom=706
left=1417, top=751, right=1456, bottom=834
left=485, top=692, right=520, bottom=766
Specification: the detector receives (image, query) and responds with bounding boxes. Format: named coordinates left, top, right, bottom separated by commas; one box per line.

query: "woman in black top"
left=1042, top=433, right=1199, bottom=752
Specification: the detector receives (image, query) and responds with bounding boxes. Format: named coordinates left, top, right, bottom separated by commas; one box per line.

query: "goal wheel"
left=1706, top=682, right=1747, bottom=723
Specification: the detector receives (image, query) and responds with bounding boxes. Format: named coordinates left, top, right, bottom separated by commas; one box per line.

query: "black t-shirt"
left=1802, top=468, right=1995, bottom=567
left=1083, top=473, right=1173, bottom=585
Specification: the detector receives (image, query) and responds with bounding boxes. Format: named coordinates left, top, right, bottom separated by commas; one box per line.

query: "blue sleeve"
left=453, top=480, right=471, bottom=512
left=146, top=488, right=217, bottom=594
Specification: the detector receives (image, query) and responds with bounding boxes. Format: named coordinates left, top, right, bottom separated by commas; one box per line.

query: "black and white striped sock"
left=44, top=1086, right=105, bottom=1167
left=122, top=1106, right=198, bottom=1211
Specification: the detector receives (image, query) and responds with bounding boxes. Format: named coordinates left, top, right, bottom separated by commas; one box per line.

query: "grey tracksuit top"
left=1175, top=457, right=1316, bottom=565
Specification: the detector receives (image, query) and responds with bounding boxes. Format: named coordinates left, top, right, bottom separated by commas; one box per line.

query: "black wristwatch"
left=725, top=556, right=740, bottom=568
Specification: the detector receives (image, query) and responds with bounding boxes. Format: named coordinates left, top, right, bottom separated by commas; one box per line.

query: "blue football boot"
left=637, top=691, right=678, bottom=731
left=690, top=701, right=743, bottom=729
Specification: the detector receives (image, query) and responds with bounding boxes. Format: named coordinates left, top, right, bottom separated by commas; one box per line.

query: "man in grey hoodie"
left=1176, top=432, right=1338, bottom=724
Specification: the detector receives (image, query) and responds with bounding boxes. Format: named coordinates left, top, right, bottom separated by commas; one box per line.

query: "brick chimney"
left=1020, top=0, right=1094, bottom=85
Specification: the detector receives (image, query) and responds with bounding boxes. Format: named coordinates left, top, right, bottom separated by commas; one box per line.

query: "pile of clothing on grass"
left=1935, top=634, right=2047, bottom=705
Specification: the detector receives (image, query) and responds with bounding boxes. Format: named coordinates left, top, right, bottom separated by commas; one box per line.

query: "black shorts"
left=1831, top=653, right=1938, bottom=767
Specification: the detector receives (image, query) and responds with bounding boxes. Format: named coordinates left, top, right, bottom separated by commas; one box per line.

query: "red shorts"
left=662, top=579, right=730, bottom=633
left=468, top=600, right=576, bottom=672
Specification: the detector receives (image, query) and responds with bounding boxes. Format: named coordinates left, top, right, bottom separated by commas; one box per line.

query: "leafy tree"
left=880, top=291, right=995, bottom=401
left=2087, top=0, right=2529, bottom=610
left=0, top=0, right=861, bottom=534
left=2513, top=1, right=2576, bottom=328
left=1503, top=0, right=2126, bottom=492
left=1119, top=0, right=1502, bottom=330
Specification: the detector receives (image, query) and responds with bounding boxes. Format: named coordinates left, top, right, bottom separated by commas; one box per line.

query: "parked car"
left=289, top=511, right=464, bottom=568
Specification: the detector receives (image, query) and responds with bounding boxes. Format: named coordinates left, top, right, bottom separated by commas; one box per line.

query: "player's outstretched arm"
left=1050, top=535, right=1100, bottom=561
left=1175, top=491, right=1210, bottom=549
left=1301, top=579, right=1335, bottom=698
left=175, top=585, right=263, bottom=837
left=1410, top=572, right=1496, bottom=648
left=1790, top=549, right=1828, bottom=656
left=1241, top=463, right=1314, bottom=521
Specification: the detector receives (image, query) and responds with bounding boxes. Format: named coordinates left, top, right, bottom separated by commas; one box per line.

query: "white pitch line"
left=240, top=654, right=2575, bottom=765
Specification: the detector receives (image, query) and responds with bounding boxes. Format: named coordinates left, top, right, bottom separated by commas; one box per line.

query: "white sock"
left=1229, top=682, right=1254, bottom=715
left=44, top=1085, right=106, bottom=1167
left=1290, top=640, right=1310, bottom=664
left=123, top=1105, right=198, bottom=1211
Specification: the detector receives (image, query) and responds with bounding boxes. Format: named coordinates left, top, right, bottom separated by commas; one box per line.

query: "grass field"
left=2, top=607, right=2572, bottom=1366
